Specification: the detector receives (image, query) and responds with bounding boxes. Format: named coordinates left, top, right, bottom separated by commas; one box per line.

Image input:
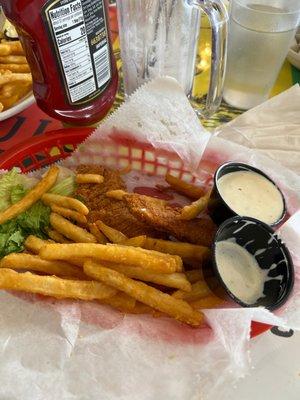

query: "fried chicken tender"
left=123, top=194, right=216, bottom=247
left=75, top=165, right=164, bottom=238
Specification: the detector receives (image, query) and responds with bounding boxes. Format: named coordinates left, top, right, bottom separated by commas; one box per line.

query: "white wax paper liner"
left=215, top=84, right=300, bottom=174
left=0, top=77, right=299, bottom=400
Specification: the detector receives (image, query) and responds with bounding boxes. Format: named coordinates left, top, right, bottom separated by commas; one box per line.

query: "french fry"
left=0, top=80, right=32, bottom=110
left=0, top=78, right=31, bottom=105
left=88, top=223, right=107, bottom=244
left=84, top=261, right=203, bottom=326
left=105, top=189, right=127, bottom=200
left=25, top=235, right=54, bottom=253
left=103, top=262, right=192, bottom=291
left=0, top=268, right=116, bottom=301
left=185, top=270, right=203, bottom=283
left=130, top=302, right=153, bottom=314
left=102, top=292, right=136, bottom=313
left=0, top=45, right=11, bottom=56
left=96, top=220, right=128, bottom=244
left=0, top=253, right=86, bottom=279
left=0, top=93, right=19, bottom=110
left=50, top=213, right=97, bottom=243
left=119, top=165, right=132, bottom=175
left=50, top=204, right=87, bottom=225
left=47, top=229, right=72, bottom=243
left=0, top=41, right=24, bottom=55
left=40, top=243, right=181, bottom=274
left=165, top=173, right=205, bottom=199
left=0, top=63, right=30, bottom=73
left=189, top=295, right=223, bottom=310
left=0, top=71, right=31, bottom=88
left=25, top=235, right=86, bottom=268
left=120, top=244, right=183, bottom=272
left=76, top=174, right=104, bottom=184
left=180, top=189, right=212, bottom=220
left=121, top=235, right=147, bottom=247
left=139, top=237, right=211, bottom=261
left=172, top=280, right=212, bottom=301
left=0, top=166, right=59, bottom=225
left=42, top=193, right=89, bottom=215
left=0, top=101, right=3, bottom=112
left=0, top=80, right=31, bottom=97
left=0, top=55, right=27, bottom=64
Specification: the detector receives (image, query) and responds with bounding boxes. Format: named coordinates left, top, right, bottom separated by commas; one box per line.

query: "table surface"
left=0, top=6, right=299, bottom=400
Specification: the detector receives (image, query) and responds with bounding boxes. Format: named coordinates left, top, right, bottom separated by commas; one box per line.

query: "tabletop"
left=0, top=4, right=299, bottom=400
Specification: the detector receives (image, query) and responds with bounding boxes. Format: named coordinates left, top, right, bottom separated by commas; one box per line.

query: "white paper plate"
left=0, top=92, right=35, bottom=121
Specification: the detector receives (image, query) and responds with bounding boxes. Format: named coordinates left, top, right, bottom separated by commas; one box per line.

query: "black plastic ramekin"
left=207, top=162, right=286, bottom=227
left=203, top=216, right=294, bottom=311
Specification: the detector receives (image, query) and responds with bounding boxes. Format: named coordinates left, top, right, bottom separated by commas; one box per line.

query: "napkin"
left=215, top=84, right=300, bottom=174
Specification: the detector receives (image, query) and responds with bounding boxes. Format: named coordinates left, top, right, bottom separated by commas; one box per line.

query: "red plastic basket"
left=0, top=127, right=272, bottom=337
left=0, top=128, right=93, bottom=172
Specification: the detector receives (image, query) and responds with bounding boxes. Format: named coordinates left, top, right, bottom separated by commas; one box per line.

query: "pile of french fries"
left=0, top=166, right=221, bottom=327
left=0, top=39, right=32, bottom=112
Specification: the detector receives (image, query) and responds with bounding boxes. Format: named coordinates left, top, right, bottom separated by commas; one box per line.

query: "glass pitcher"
left=116, top=0, right=228, bottom=118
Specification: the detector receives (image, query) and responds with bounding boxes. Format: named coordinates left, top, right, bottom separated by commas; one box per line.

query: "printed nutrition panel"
left=46, top=0, right=111, bottom=104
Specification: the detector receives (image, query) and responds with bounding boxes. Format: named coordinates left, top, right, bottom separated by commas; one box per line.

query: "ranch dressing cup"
left=208, top=162, right=286, bottom=226
left=206, top=216, right=294, bottom=310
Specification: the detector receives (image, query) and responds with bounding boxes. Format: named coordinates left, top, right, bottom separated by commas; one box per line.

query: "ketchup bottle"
left=2, top=0, right=118, bottom=125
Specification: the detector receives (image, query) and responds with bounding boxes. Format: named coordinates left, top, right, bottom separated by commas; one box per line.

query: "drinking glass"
left=116, top=0, right=228, bottom=118
left=223, top=0, right=300, bottom=110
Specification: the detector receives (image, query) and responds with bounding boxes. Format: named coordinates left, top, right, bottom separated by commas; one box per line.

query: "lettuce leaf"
left=0, top=170, right=51, bottom=257
left=49, top=167, right=75, bottom=196
left=49, top=176, right=75, bottom=196
left=10, top=184, right=27, bottom=204
left=0, top=168, right=24, bottom=211
left=0, top=169, right=38, bottom=212
left=17, top=201, right=50, bottom=237
left=0, top=220, right=25, bottom=258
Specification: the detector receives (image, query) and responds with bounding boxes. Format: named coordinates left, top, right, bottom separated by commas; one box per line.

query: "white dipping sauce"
left=215, top=240, right=268, bottom=304
left=217, top=171, right=284, bottom=224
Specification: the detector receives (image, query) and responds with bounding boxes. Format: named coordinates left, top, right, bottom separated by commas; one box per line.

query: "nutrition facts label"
left=43, top=0, right=111, bottom=104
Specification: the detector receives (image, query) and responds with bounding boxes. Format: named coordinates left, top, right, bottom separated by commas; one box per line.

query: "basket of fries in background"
left=0, top=12, right=33, bottom=117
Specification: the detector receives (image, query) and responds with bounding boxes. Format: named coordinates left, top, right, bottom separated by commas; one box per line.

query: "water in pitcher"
left=223, top=4, right=297, bottom=110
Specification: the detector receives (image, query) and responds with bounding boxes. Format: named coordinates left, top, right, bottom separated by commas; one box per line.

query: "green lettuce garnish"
left=10, top=184, right=26, bottom=204
left=48, top=166, right=76, bottom=196
left=49, top=176, right=75, bottom=196
left=0, top=167, right=76, bottom=258
left=0, top=169, right=56, bottom=258
left=0, top=169, right=24, bottom=212
left=16, top=201, right=50, bottom=237
left=0, top=220, right=25, bottom=259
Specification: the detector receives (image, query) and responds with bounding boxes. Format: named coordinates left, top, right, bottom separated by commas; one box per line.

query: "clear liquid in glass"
left=223, top=4, right=297, bottom=110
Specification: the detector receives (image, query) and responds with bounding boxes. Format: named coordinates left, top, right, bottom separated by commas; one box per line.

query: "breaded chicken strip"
left=123, top=194, right=216, bottom=247
left=75, top=165, right=164, bottom=238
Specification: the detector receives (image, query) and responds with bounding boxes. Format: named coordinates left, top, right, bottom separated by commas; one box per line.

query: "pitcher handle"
left=188, top=0, right=228, bottom=118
